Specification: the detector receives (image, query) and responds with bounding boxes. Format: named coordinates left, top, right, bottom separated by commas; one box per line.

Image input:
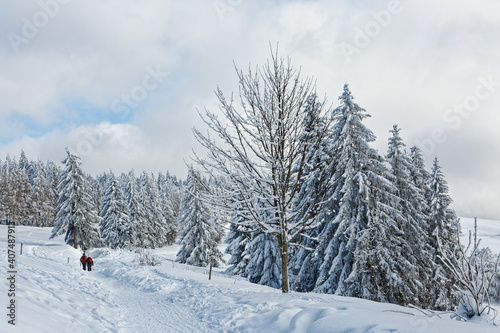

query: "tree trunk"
left=209, top=263, right=213, bottom=280
left=278, top=232, right=290, bottom=293
left=73, top=225, right=78, bottom=249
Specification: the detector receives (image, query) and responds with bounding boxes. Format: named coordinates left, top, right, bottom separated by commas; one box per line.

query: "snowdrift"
left=1, top=217, right=499, bottom=332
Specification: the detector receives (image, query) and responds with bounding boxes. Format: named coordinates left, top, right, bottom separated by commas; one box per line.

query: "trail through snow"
left=1, top=220, right=499, bottom=332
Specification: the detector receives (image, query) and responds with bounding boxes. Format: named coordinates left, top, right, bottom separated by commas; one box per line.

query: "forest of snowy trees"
left=216, top=84, right=460, bottom=310
left=2, top=53, right=499, bottom=313
left=192, top=52, right=468, bottom=310
left=0, top=149, right=182, bottom=250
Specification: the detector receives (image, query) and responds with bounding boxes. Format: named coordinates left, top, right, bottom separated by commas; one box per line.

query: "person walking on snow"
left=80, top=253, right=87, bottom=271
left=86, top=257, right=94, bottom=271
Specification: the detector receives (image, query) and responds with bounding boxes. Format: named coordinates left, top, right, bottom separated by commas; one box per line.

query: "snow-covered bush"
left=135, top=249, right=161, bottom=266
left=490, top=274, right=500, bottom=302
left=438, top=218, right=500, bottom=322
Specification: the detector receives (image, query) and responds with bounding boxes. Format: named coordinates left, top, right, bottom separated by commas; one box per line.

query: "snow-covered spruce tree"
left=428, top=157, right=457, bottom=253
left=0, top=159, right=8, bottom=221
left=193, top=51, right=332, bottom=293
left=246, top=231, right=282, bottom=288
left=386, top=125, right=436, bottom=307
left=50, top=149, right=101, bottom=249
left=17, top=167, right=34, bottom=225
left=224, top=189, right=256, bottom=277
left=1, top=154, right=59, bottom=226
left=18, top=150, right=35, bottom=185
left=311, top=85, right=411, bottom=306
left=3, top=156, right=34, bottom=225
left=427, top=157, right=458, bottom=309
left=32, top=164, right=56, bottom=227
left=289, top=94, right=332, bottom=292
left=207, top=175, right=228, bottom=243
left=45, top=160, right=61, bottom=217
left=99, top=172, right=130, bottom=249
left=165, top=172, right=182, bottom=224
left=225, top=220, right=252, bottom=276
left=1, top=157, right=17, bottom=222
left=157, top=173, right=177, bottom=245
left=138, top=171, right=169, bottom=248
left=1, top=156, right=16, bottom=221
left=409, top=146, right=431, bottom=204
left=176, top=168, right=224, bottom=267
left=124, top=170, right=148, bottom=248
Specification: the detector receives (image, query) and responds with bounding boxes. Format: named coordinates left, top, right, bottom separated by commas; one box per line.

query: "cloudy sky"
left=1, top=0, right=499, bottom=220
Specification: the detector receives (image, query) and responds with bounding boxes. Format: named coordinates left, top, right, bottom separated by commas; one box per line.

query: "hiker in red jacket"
left=80, top=253, right=87, bottom=271
left=86, top=257, right=94, bottom=271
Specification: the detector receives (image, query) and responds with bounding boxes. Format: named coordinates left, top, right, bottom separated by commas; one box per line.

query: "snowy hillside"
left=1, top=218, right=499, bottom=333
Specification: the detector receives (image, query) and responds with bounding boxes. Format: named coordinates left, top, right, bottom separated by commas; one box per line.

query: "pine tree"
left=0, top=159, right=7, bottom=221
left=225, top=223, right=252, bottom=277
left=32, top=163, right=56, bottom=227
left=45, top=160, right=60, bottom=224
left=225, top=192, right=254, bottom=276
left=409, top=146, right=431, bottom=202
left=165, top=172, right=182, bottom=223
left=124, top=170, right=148, bottom=248
left=99, top=172, right=130, bottom=249
left=428, top=157, right=456, bottom=252
left=312, top=84, right=407, bottom=305
left=139, top=172, right=169, bottom=248
left=428, top=157, right=458, bottom=309
left=50, top=149, right=101, bottom=249
left=176, top=168, right=224, bottom=267
left=290, top=94, right=332, bottom=292
left=386, top=125, right=435, bottom=307
left=7, top=156, right=34, bottom=225
left=245, top=231, right=282, bottom=289
left=157, top=173, right=177, bottom=245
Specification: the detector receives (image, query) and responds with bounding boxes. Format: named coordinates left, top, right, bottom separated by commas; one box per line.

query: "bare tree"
left=193, top=49, right=332, bottom=292
left=438, top=218, right=500, bottom=321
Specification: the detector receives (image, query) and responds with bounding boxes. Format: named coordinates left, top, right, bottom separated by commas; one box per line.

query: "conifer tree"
left=409, top=146, right=431, bottom=201
left=157, top=173, right=177, bottom=245
left=225, top=223, right=252, bottom=277
left=290, top=94, right=331, bottom=292
left=225, top=192, right=254, bottom=276
left=428, top=157, right=457, bottom=251
left=428, top=157, right=458, bottom=309
left=386, top=125, right=435, bottom=307
left=0, top=159, right=7, bottom=221
left=124, top=170, right=148, bottom=248
left=139, top=172, right=169, bottom=248
left=32, top=164, right=55, bottom=227
left=311, top=85, right=407, bottom=305
left=50, top=149, right=101, bottom=249
left=99, top=172, right=130, bottom=248
left=245, top=231, right=282, bottom=289
left=176, top=168, right=224, bottom=267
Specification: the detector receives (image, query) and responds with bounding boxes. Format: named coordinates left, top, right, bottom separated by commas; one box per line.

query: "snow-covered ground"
left=1, top=218, right=499, bottom=333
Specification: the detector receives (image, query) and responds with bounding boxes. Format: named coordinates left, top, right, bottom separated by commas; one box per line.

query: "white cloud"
left=0, top=0, right=499, bottom=218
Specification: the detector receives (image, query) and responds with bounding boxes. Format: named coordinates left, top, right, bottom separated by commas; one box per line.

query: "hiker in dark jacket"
left=86, top=257, right=94, bottom=271
left=80, top=253, right=87, bottom=271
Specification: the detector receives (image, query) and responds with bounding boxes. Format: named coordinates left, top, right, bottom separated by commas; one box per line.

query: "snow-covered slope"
left=460, top=217, right=500, bottom=254
left=1, top=219, right=499, bottom=333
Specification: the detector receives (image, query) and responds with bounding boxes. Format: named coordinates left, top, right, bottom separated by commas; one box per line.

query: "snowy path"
left=1, top=224, right=499, bottom=332
left=97, top=259, right=211, bottom=333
